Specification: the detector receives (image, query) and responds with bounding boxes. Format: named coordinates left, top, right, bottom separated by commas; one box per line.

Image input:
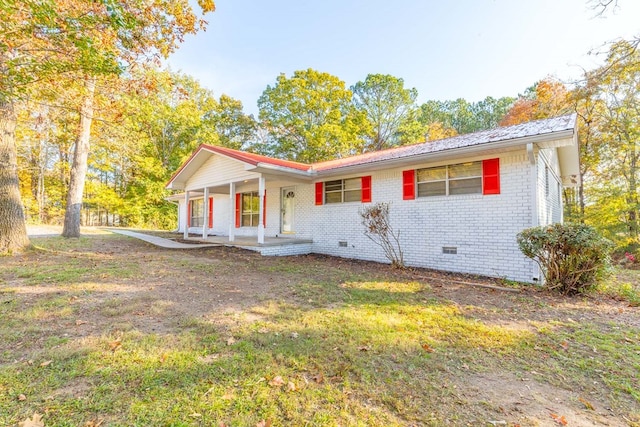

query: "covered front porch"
left=166, top=144, right=315, bottom=246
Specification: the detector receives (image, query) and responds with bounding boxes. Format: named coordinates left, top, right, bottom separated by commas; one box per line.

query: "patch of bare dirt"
left=459, top=372, right=627, bottom=426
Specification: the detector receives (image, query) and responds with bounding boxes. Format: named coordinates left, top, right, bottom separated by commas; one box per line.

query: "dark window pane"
left=325, top=192, right=342, bottom=204
left=344, top=189, right=361, bottom=202
left=417, top=166, right=446, bottom=182
left=449, top=162, right=481, bottom=179
left=417, top=181, right=446, bottom=197
left=449, top=177, right=482, bottom=195
left=325, top=180, right=343, bottom=191
left=344, top=178, right=361, bottom=190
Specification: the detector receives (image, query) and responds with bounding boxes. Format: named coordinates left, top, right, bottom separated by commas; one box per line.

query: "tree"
left=499, top=78, right=571, bottom=126
left=586, top=41, right=640, bottom=241
left=258, top=69, right=368, bottom=163
left=351, top=74, right=422, bottom=151
left=418, top=96, right=514, bottom=138
left=0, top=0, right=216, bottom=248
left=209, top=94, right=257, bottom=150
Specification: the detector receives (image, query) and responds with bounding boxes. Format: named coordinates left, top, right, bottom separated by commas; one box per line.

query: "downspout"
left=527, top=143, right=540, bottom=283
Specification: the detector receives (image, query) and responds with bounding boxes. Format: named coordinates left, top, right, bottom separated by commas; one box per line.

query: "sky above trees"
left=166, top=0, right=640, bottom=115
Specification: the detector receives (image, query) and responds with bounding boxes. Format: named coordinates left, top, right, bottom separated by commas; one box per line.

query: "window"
left=190, top=199, right=204, bottom=227
left=241, top=192, right=260, bottom=227
left=417, top=161, right=482, bottom=197
left=324, top=178, right=362, bottom=203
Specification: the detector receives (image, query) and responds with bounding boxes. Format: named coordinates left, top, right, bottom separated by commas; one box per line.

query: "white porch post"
left=183, top=191, right=190, bottom=239
left=229, top=182, right=236, bottom=242
left=258, top=175, right=265, bottom=244
left=202, top=187, right=209, bottom=239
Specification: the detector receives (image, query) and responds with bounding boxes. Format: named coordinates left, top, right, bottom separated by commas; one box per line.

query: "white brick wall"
left=296, top=150, right=538, bottom=283
left=172, top=148, right=566, bottom=283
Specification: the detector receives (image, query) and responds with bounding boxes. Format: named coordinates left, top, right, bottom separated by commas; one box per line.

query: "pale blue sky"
left=167, top=0, right=640, bottom=116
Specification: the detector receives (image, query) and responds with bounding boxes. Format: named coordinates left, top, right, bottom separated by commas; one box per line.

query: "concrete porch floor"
left=186, top=234, right=312, bottom=247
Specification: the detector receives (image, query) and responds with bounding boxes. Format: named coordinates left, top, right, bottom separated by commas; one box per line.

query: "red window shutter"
left=235, top=193, right=241, bottom=228
left=208, top=197, right=213, bottom=228
left=482, top=158, right=500, bottom=195
left=263, top=191, right=267, bottom=227
left=361, top=176, right=372, bottom=203
left=187, top=201, right=191, bottom=227
left=402, top=170, right=415, bottom=200
left=315, top=182, right=324, bottom=205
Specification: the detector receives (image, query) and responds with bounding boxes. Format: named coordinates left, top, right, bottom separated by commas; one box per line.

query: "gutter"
left=253, top=162, right=316, bottom=178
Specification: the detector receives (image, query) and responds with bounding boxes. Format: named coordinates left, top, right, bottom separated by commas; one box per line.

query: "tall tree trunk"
left=0, top=98, right=30, bottom=253
left=628, top=147, right=638, bottom=239
left=62, top=77, right=96, bottom=238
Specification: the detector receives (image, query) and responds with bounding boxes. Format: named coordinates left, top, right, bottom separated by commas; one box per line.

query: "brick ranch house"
left=166, top=114, right=580, bottom=283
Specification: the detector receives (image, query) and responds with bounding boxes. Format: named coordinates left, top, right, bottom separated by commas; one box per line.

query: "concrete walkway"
left=105, top=228, right=221, bottom=249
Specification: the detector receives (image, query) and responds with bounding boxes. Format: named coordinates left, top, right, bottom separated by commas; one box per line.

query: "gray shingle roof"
left=313, top=114, right=577, bottom=171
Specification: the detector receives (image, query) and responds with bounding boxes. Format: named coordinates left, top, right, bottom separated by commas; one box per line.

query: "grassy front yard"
left=1, top=232, right=638, bottom=426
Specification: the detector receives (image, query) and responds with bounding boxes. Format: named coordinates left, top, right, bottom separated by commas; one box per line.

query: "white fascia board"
left=251, top=162, right=316, bottom=179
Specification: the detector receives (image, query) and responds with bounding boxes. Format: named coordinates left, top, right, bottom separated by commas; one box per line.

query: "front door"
left=281, top=187, right=295, bottom=233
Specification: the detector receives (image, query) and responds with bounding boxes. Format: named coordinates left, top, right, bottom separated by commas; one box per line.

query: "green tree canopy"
left=351, top=74, right=422, bottom=151
left=258, top=69, right=368, bottom=163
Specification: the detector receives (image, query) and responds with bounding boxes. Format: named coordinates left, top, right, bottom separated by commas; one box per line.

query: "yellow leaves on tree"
left=499, top=78, right=571, bottom=126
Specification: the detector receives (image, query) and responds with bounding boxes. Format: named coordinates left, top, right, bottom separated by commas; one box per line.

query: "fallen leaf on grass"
left=550, top=413, right=568, bottom=425
left=256, top=420, right=272, bottom=427
left=40, top=360, right=52, bottom=367
left=287, top=381, right=296, bottom=392
left=579, top=396, right=595, bottom=410
left=312, top=372, right=324, bottom=384
left=268, top=376, right=285, bottom=387
left=421, top=343, right=435, bottom=353
left=18, top=412, right=44, bottom=427
left=75, top=320, right=87, bottom=326
left=226, top=337, right=236, bottom=346
left=109, top=340, right=121, bottom=352
left=83, top=420, right=104, bottom=427
left=559, top=341, right=569, bottom=351
left=189, top=413, right=202, bottom=418
left=358, top=345, right=370, bottom=352
left=159, top=353, right=168, bottom=364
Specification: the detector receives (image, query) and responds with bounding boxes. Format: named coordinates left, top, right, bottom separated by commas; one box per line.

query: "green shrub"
left=517, top=223, right=613, bottom=295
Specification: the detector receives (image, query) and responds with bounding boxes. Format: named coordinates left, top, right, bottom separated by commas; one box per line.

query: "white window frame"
left=416, top=161, right=482, bottom=197
left=324, top=178, right=362, bottom=204
left=241, top=191, right=260, bottom=227
left=190, top=199, right=204, bottom=227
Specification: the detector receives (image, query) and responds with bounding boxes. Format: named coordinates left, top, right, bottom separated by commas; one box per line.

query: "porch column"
left=229, top=181, right=236, bottom=242
left=258, top=175, right=265, bottom=244
left=183, top=191, right=190, bottom=239
left=202, top=187, right=209, bottom=239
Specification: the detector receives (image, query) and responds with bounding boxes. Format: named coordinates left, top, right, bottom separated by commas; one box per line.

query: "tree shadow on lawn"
left=2, top=236, right=638, bottom=425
